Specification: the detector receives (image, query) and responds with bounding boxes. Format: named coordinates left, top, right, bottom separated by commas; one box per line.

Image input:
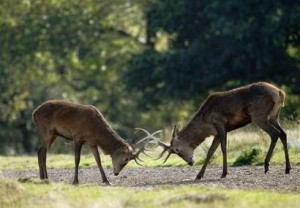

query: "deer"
left=152, top=82, right=291, bottom=180
left=32, top=100, right=159, bottom=185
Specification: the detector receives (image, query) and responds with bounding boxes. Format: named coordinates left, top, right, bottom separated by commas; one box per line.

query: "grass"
left=1, top=123, right=299, bottom=170
left=232, top=147, right=262, bottom=166
left=0, top=152, right=188, bottom=170
left=1, top=125, right=300, bottom=207
left=1, top=178, right=300, bottom=208
left=198, top=123, right=300, bottom=166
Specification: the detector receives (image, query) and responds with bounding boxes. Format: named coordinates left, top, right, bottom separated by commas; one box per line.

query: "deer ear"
left=172, top=125, right=179, bottom=138
left=176, top=125, right=180, bottom=134
left=190, top=143, right=197, bottom=149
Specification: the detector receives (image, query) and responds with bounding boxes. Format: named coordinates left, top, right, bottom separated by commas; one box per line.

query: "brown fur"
left=32, top=100, right=132, bottom=154
left=180, top=82, right=285, bottom=145
left=32, top=100, right=133, bottom=184
left=173, top=82, right=291, bottom=179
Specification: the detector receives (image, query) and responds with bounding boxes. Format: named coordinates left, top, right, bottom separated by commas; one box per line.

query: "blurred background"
left=0, top=0, right=299, bottom=155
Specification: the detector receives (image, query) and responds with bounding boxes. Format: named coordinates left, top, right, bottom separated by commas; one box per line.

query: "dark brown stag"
left=154, top=82, right=291, bottom=179
left=32, top=100, right=157, bottom=185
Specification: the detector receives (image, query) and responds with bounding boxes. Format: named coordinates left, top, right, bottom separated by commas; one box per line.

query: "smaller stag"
left=154, top=82, right=291, bottom=179
left=32, top=100, right=157, bottom=185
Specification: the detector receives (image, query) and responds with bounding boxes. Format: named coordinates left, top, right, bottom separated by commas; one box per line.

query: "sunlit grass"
left=0, top=123, right=299, bottom=170
left=1, top=123, right=299, bottom=207
left=196, top=123, right=300, bottom=166
left=1, top=178, right=300, bottom=208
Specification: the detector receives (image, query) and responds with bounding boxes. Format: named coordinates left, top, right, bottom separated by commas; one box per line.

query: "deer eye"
left=175, top=148, right=180, bottom=153
left=125, top=157, right=130, bottom=162
left=190, top=144, right=197, bottom=149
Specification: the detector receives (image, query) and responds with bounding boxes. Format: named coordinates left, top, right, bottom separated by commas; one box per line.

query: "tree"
left=0, top=0, right=145, bottom=154
left=124, top=0, right=300, bottom=106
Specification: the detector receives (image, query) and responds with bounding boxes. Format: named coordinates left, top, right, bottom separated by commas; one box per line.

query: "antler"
left=132, top=128, right=164, bottom=166
left=135, top=128, right=172, bottom=164
left=133, top=145, right=149, bottom=166
left=135, top=128, right=162, bottom=145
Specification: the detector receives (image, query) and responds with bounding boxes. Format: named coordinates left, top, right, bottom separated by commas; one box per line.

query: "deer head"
left=111, top=129, right=160, bottom=176
left=170, top=125, right=196, bottom=165
left=151, top=125, right=196, bottom=166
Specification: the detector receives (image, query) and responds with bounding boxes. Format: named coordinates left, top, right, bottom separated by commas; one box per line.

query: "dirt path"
left=1, top=166, right=299, bottom=192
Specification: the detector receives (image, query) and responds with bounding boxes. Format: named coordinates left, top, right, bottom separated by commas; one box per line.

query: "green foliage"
left=0, top=0, right=148, bottom=154
left=125, top=0, right=300, bottom=109
left=1, top=0, right=300, bottom=155
left=1, top=179, right=300, bottom=208
left=232, top=147, right=263, bottom=166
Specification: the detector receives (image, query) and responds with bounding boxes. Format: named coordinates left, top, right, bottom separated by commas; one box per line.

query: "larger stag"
left=155, top=82, right=291, bottom=179
left=32, top=100, right=158, bottom=185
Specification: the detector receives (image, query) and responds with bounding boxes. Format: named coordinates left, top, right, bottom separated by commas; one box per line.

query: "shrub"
left=233, top=147, right=262, bottom=166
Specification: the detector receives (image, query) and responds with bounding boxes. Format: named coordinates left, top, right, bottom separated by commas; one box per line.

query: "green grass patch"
left=0, top=146, right=299, bottom=170
left=0, top=151, right=188, bottom=170
left=1, top=179, right=300, bottom=208
left=232, top=147, right=263, bottom=166
left=0, top=178, right=26, bottom=207
left=1, top=125, right=299, bottom=170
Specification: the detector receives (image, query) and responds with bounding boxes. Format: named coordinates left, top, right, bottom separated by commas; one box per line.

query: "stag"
left=32, top=100, right=157, bottom=185
left=154, top=82, right=291, bottom=179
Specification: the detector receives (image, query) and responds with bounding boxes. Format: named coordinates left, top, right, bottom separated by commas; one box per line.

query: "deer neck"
left=178, top=117, right=212, bottom=147
left=96, top=127, right=131, bottom=155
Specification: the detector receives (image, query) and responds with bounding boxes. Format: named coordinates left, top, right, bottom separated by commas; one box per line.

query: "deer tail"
left=279, top=89, right=285, bottom=107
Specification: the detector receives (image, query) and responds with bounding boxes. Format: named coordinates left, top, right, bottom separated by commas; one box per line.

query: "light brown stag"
left=32, top=100, right=158, bottom=185
left=154, top=82, right=291, bottom=179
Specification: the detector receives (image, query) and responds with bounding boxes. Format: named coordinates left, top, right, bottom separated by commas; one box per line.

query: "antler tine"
left=134, top=128, right=173, bottom=164
left=151, top=129, right=162, bottom=137
left=135, top=145, right=147, bottom=156
left=136, top=156, right=144, bottom=162
left=162, top=152, right=172, bottom=164
left=135, top=128, right=162, bottom=146
left=150, top=136, right=169, bottom=149
left=133, top=145, right=150, bottom=166
left=132, top=150, right=148, bottom=166
left=134, top=158, right=143, bottom=166
left=133, top=128, right=172, bottom=165
left=135, top=128, right=152, bottom=136
left=145, top=136, right=172, bottom=161
left=154, top=147, right=169, bottom=160
left=135, top=135, right=154, bottom=145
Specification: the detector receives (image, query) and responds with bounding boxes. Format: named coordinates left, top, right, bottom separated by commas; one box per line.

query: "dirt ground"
left=1, top=166, right=299, bottom=192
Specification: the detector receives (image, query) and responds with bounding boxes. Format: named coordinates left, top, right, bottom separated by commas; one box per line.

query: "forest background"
left=1, top=0, right=299, bottom=154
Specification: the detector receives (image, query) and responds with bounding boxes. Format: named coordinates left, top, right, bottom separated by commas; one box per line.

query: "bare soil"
left=1, top=166, right=299, bottom=192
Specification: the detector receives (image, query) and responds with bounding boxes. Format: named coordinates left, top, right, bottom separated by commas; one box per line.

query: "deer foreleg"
left=215, top=125, right=227, bottom=178
left=72, top=140, right=84, bottom=185
left=196, top=136, right=220, bottom=180
left=90, top=145, right=110, bottom=185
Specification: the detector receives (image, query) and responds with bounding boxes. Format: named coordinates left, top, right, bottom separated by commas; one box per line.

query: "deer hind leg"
left=37, top=129, right=57, bottom=179
left=90, top=145, right=110, bottom=185
left=215, top=125, right=228, bottom=178
left=270, top=117, right=291, bottom=174
left=196, top=136, right=220, bottom=180
left=37, top=144, right=46, bottom=179
left=250, top=99, right=281, bottom=173
left=72, top=140, right=84, bottom=185
left=255, top=120, right=280, bottom=174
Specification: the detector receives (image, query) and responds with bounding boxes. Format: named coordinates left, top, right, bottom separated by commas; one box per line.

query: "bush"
left=233, top=148, right=262, bottom=166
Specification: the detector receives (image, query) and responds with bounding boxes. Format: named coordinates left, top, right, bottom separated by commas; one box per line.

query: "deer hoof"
left=103, top=181, right=111, bottom=186
left=264, top=167, right=269, bottom=174
left=72, top=181, right=79, bottom=186
left=221, top=173, right=227, bottom=178
left=264, top=163, right=269, bottom=174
